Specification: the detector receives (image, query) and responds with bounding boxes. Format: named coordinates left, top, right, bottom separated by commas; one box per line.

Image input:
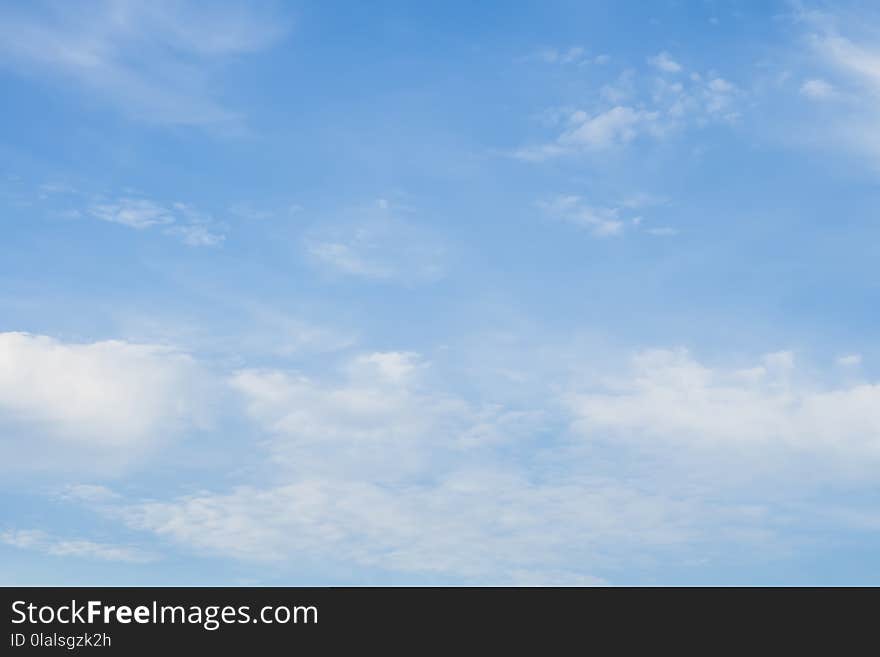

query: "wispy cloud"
left=800, top=78, right=837, bottom=99
left=648, top=51, right=682, bottom=73
left=538, top=195, right=626, bottom=236
left=514, top=58, right=741, bottom=161
left=304, top=201, right=447, bottom=283
left=89, top=198, right=175, bottom=229
left=786, top=7, right=880, bottom=165
left=111, top=474, right=693, bottom=582
left=88, top=197, right=226, bottom=246
left=1, top=528, right=155, bottom=563
left=836, top=353, right=862, bottom=367
left=537, top=194, right=677, bottom=238
left=0, top=0, right=286, bottom=128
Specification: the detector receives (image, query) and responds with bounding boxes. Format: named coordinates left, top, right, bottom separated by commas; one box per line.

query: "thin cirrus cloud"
left=304, top=202, right=447, bottom=283
left=0, top=0, right=286, bottom=127
left=537, top=195, right=627, bottom=237
left=793, top=10, right=880, bottom=163
left=89, top=198, right=174, bottom=229
left=108, top=471, right=696, bottom=583
left=800, top=78, right=836, bottom=99
left=537, top=194, right=676, bottom=238
left=88, top=197, right=226, bottom=246
left=812, top=32, right=880, bottom=90
left=0, top=529, right=155, bottom=564
left=12, top=179, right=228, bottom=247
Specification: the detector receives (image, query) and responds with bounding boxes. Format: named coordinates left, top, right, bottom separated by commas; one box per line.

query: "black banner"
left=0, top=587, right=872, bottom=652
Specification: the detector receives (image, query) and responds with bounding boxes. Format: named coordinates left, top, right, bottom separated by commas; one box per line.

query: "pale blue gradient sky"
left=2, top=0, right=880, bottom=585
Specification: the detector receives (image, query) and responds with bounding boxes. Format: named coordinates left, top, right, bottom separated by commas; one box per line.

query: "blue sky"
left=2, top=0, right=880, bottom=585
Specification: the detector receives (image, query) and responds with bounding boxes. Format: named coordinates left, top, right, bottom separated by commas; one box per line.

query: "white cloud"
left=98, top=350, right=691, bottom=583
left=223, top=348, right=554, bottom=491
left=89, top=198, right=174, bottom=229
left=800, top=78, right=836, bottom=99
left=793, top=16, right=880, bottom=164
left=648, top=51, right=682, bottom=73
left=0, top=332, right=207, bottom=459
left=537, top=195, right=626, bottom=237
left=560, top=106, right=660, bottom=150
left=538, top=194, right=676, bottom=238
left=50, top=339, right=880, bottom=581
left=229, top=351, right=532, bottom=480
left=516, top=63, right=742, bottom=161
left=87, top=196, right=225, bottom=246
left=600, top=69, right=637, bottom=104
left=568, top=348, right=880, bottom=475
left=305, top=212, right=446, bottom=283
left=837, top=354, right=862, bottom=367
left=60, top=484, right=122, bottom=504
left=348, top=351, right=425, bottom=384
left=515, top=106, right=659, bottom=160
left=649, top=73, right=739, bottom=121
left=700, top=77, right=739, bottom=117
left=707, top=77, right=734, bottom=94
left=305, top=240, right=393, bottom=278
left=814, top=33, right=880, bottom=91
left=619, top=192, right=668, bottom=209
left=165, top=223, right=225, bottom=247
left=0, top=1, right=285, bottom=127
left=1, top=529, right=154, bottom=563
left=112, top=471, right=698, bottom=582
